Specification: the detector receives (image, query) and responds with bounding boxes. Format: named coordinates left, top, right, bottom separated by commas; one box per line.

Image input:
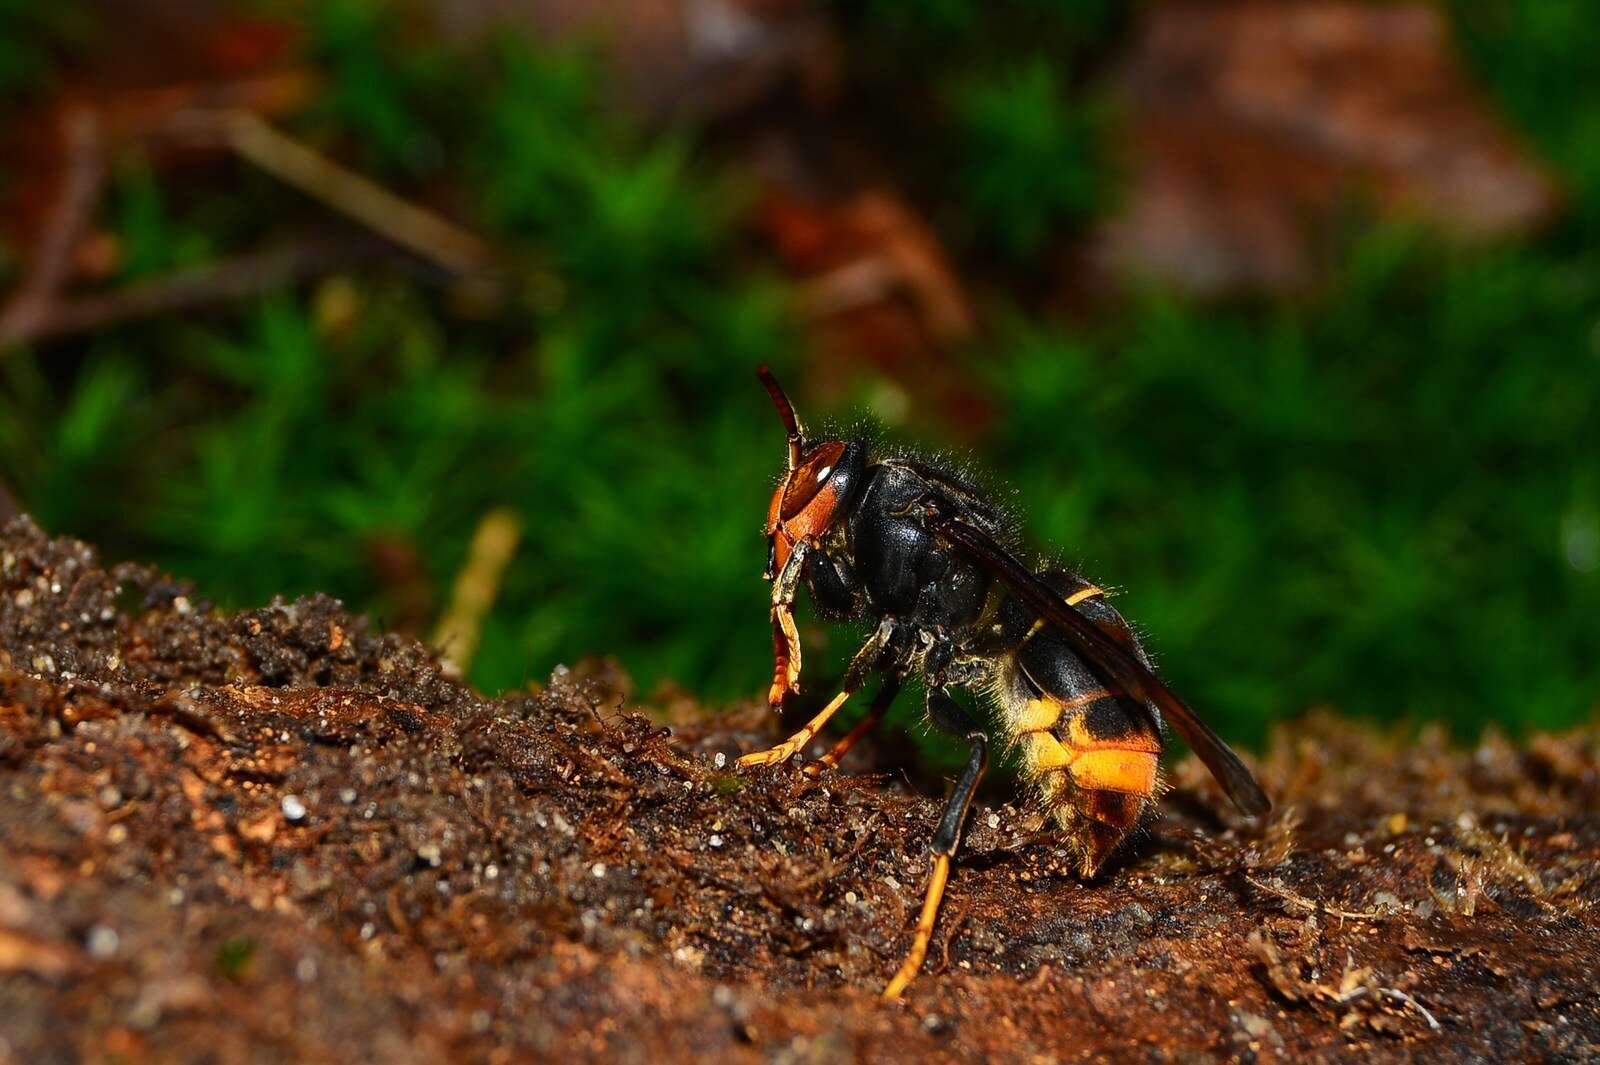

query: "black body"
left=802, top=456, right=1013, bottom=692
left=780, top=447, right=1170, bottom=881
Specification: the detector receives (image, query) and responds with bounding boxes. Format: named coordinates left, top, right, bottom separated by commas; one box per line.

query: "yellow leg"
left=881, top=852, right=951, bottom=1001
left=738, top=688, right=854, bottom=768
left=800, top=711, right=879, bottom=776
left=801, top=693, right=893, bottom=776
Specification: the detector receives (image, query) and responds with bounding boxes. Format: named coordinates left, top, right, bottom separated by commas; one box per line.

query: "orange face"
left=766, top=441, right=848, bottom=579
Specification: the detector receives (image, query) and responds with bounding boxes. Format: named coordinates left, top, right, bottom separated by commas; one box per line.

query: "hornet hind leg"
left=882, top=687, right=988, bottom=1000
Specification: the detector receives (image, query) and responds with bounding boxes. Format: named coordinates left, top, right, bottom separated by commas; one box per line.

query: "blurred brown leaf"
left=433, top=0, right=839, bottom=120
left=1092, top=1, right=1561, bottom=295
left=757, top=187, right=990, bottom=438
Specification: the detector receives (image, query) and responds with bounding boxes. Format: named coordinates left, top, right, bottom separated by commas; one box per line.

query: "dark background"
left=1, top=0, right=1596, bottom=751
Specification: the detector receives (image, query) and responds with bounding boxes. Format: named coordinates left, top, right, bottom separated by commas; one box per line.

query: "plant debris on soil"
left=1, top=518, right=1597, bottom=1063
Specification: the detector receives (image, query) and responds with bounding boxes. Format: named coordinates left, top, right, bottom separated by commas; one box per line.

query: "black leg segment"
left=926, top=688, right=988, bottom=856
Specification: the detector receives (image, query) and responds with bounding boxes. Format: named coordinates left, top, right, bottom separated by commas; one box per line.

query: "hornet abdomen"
left=994, top=570, right=1165, bottom=877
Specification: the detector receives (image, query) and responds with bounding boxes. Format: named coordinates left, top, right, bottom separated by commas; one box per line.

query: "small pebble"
left=281, top=795, right=307, bottom=822
left=592, top=863, right=607, bottom=879
left=713, top=752, right=727, bottom=769
left=709, top=834, right=724, bottom=848
left=86, top=926, right=120, bottom=959
left=417, top=844, right=442, bottom=867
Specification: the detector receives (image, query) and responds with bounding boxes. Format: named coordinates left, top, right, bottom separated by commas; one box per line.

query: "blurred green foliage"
left=950, top=59, right=1106, bottom=261
left=988, top=236, right=1600, bottom=737
left=1, top=0, right=1596, bottom=752
left=1449, top=0, right=1600, bottom=220
left=839, top=0, right=1120, bottom=269
left=0, top=1, right=90, bottom=103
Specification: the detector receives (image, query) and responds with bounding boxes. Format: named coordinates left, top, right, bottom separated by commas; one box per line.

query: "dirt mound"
left=1, top=517, right=1596, bottom=1063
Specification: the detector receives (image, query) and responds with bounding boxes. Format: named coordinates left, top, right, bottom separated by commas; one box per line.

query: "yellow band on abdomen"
left=1068, top=747, right=1159, bottom=795
left=1011, top=689, right=1111, bottom=735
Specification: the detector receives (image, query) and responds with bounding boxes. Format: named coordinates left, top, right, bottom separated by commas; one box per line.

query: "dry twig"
left=0, top=110, right=106, bottom=348
left=433, top=508, right=523, bottom=674
left=218, top=111, right=495, bottom=278
left=7, top=241, right=390, bottom=344
left=1244, top=873, right=1395, bottom=922
left=2, top=94, right=500, bottom=350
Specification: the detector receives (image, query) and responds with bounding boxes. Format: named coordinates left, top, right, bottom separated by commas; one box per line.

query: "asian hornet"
left=738, top=366, right=1270, bottom=1000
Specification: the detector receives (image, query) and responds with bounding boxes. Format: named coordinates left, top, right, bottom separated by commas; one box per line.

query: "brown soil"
left=1, top=517, right=1596, bottom=1064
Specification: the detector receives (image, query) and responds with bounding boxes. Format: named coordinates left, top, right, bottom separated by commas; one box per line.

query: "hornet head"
left=757, top=366, right=865, bottom=582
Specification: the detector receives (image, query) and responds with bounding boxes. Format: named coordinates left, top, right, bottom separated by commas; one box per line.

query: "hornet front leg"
left=767, top=541, right=809, bottom=707
left=740, top=617, right=896, bottom=768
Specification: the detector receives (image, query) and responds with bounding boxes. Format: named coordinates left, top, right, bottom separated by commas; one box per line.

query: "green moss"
left=950, top=59, right=1106, bottom=261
